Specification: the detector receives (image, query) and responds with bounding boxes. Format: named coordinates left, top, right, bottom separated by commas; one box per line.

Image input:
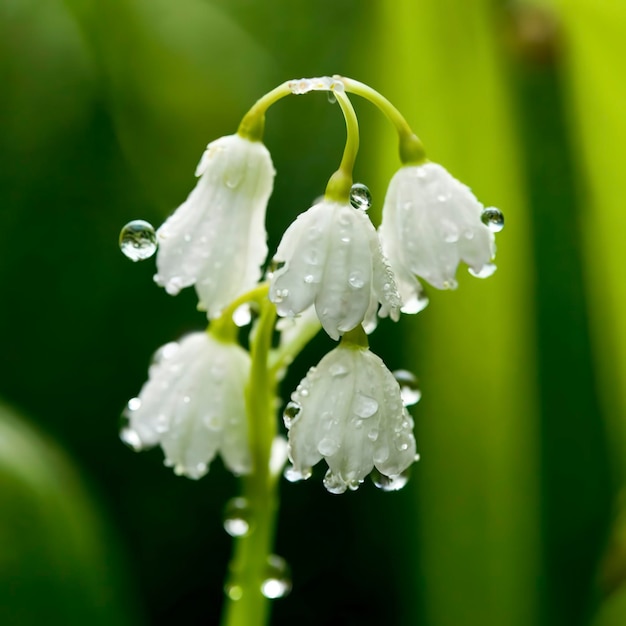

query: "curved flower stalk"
left=379, top=162, right=497, bottom=307
left=269, top=200, right=401, bottom=340
left=121, top=332, right=251, bottom=479
left=154, top=134, right=275, bottom=317
left=284, top=332, right=417, bottom=494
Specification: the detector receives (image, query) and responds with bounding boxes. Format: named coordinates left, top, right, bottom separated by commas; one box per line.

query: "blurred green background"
left=1, top=0, right=626, bottom=624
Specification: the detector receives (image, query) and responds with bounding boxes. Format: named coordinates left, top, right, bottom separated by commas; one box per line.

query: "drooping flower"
left=283, top=341, right=417, bottom=494
left=379, top=162, right=497, bottom=311
left=121, top=332, right=251, bottom=479
left=269, top=200, right=401, bottom=340
left=154, top=134, right=275, bottom=317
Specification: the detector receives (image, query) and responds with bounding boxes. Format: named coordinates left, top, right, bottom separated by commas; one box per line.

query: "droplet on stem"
left=261, top=555, right=292, bottom=599
left=223, top=497, right=254, bottom=537
left=349, top=183, right=372, bottom=210
left=119, top=220, right=157, bottom=261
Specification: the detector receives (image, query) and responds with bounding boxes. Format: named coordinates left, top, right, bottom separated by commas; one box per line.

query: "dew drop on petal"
left=392, top=370, right=422, bottom=406
left=353, top=393, right=379, bottom=418
left=232, top=304, right=252, bottom=327
left=323, top=469, right=347, bottom=494
left=120, top=427, right=143, bottom=451
left=223, top=497, right=254, bottom=537
left=468, top=263, right=497, bottom=279
left=370, top=468, right=410, bottom=492
left=349, top=183, right=372, bottom=210
left=261, top=555, right=292, bottom=599
left=348, top=271, right=365, bottom=289
left=150, top=341, right=179, bottom=367
left=481, top=207, right=505, bottom=232
left=127, top=397, right=142, bottom=412
left=318, top=437, right=340, bottom=456
left=327, top=91, right=337, bottom=104
left=119, top=220, right=157, bottom=261
left=329, top=363, right=349, bottom=377
left=283, top=402, right=302, bottom=429
left=283, top=465, right=312, bottom=483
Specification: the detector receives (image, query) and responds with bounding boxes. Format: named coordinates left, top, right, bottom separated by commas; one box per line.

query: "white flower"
left=269, top=200, right=401, bottom=340
left=154, top=134, right=275, bottom=317
left=379, top=162, right=496, bottom=309
left=283, top=342, right=417, bottom=494
left=121, top=332, right=251, bottom=479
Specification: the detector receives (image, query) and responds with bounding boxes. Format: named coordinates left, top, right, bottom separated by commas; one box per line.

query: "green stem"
left=210, top=283, right=270, bottom=343
left=324, top=89, right=360, bottom=202
left=339, top=76, right=427, bottom=165
left=221, top=297, right=279, bottom=626
left=238, top=82, right=293, bottom=142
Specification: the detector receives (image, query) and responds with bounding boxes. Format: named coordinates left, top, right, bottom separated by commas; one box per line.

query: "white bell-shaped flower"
left=379, top=162, right=497, bottom=310
left=269, top=200, right=400, bottom=340
left=154, top=134, right=275, bottom=317
left=283, top=341, right=417, bottom=494
left=121, top=332, right=251, bottom=479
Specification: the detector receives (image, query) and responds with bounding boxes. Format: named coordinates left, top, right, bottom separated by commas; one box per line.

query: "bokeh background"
left=2, top=0, right=626, bottom=624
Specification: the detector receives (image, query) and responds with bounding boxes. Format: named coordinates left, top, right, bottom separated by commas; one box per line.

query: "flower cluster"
left=120, top=76, right=503, bottom=494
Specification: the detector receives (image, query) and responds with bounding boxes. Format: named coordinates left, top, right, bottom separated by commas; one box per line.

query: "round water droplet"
left=127, top=397, right=141, bottom=412
left=353, top=394, right=379, bottom=418
left=349, top=183, right=372, bottom=210
left=223, top=497, right=254, bottom=537
left=318, top=437, right=340, bottom=456
left=392, top=370, right=421, bottom=406
left=370, top=468, right=410, bottom=492
left=225, top=583, right=243, bottom=601
left=151, top=341, right=179, bottom=367
left=119, top=220, right=157, bottom=261
left=468, top=263, right=497, bottom=279
left=327, top=91, right=337, bottom=104
left=120, top=427, right=143, bottom=451
left=481, top=207, right=504, bottom=232
left=261, top=555, right=292, bottom=599
left=283, top=465, right=312, bottom=483
left=348, top=271, right=365, bottom=289
left=283, top=401, right=301, bottom=428
left=329, top=363, right=348, bottom=377
left=323, top=469, right=347, bottom=494
left=232, top=304, right=252, bottom=327
left=367, top=429, right=379, bottom=442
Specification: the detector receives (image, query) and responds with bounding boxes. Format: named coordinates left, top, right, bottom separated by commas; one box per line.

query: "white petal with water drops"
left=121, top=332, right=251, bottom=478
left=379, top=162, right=497, bottom=304
left=286, top=342, right=417, bottom=494
left=154, top=134, right=275, bottom=317
left=269, top=200, right=400, bottom=340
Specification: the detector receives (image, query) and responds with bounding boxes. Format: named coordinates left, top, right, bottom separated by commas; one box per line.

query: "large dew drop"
left=261, top=555, right=292, bottom=599
left=353, top=393, right=379, bottom=418
left=349, top=183, right=372, bottom=210
left=223, top=497, right=254, bottom=537
left=370, top=468, right=410, bottom=492
left=119, top=220, right=157, bottom=261
left=480, top=207, right=504, bottom=232
left=283, top=401, right=301, bottom=428
left=392, top=370, right=421, bottom=406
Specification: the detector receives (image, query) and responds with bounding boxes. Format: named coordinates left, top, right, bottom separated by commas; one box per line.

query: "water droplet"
left=283, top=465, right=312, bottom=482
left=348, top=271, right=365, bottom=289
left=232, top=304, right=252, bottom=327
left=468, top=263, right=497, bottom=279
left=261, top=555, right=292, bottom=599
left=323, top=469, right=347, bottom=494
left=120, top=427, right=143, bottom=451
left=268, top=259, right=285, bottom=276
left=327, top=91, right=337, bottom=104
left=353, top=394, right=379, bottom=418
left=367, top=429, right=379, bottom=442
left=119, top=220, right=157, bottom=261
left=225, top=583, right=243, bottom=601
left=481, top=207, right=504, bottom=232
left=273, top=288, right=289, bottom=303
left=370, top=468, right=410, bottom=492
left=350, top=183, right=372, bottom=210
left=127, top=397, right=141, bottom=412
left=318, top=437, right=340, bottom=456
left=395, top=433, right=413, bottom=451
left=151, top=341, right=179, bottom=367
left=392, top=370, right=421, bottom=406
left=283, top=401, right=301, bottom=428
left=437, top=194, right=448, bottom=203
left=329, top=363, right=348, bottom=377
left=223, top=497, right=254, bottom=537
